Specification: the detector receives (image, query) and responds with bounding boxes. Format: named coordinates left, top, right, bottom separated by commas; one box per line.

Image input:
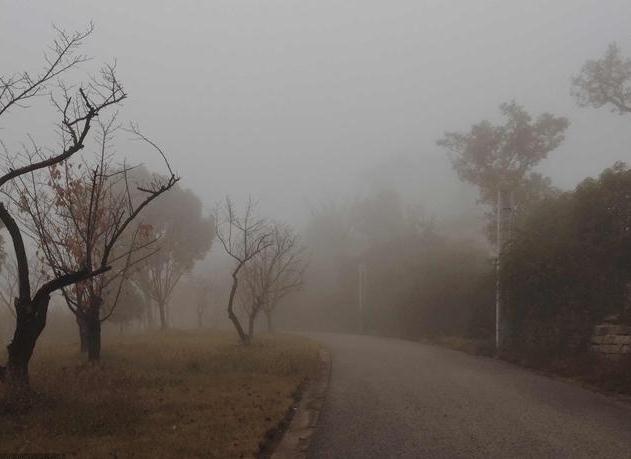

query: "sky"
left=2, top=0, right=631, bottom=227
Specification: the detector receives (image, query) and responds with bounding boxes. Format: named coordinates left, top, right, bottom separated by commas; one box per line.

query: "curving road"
left=307, top=333, right=631, bottom=459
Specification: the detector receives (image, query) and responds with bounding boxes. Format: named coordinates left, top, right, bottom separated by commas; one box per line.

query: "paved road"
left=307, top=333, right=631, bottom=459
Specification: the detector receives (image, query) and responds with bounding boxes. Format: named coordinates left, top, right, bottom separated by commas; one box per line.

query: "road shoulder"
left=269, top=348, right=331, bottom=459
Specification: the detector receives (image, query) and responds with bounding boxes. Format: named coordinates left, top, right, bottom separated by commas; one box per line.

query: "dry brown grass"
left=0, top=330, right=320, bottom=458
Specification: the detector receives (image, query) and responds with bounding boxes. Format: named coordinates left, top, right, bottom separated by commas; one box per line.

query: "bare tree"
left=572, top=43, right=631, bottom=114
left=215, top=197, right=272, bottom=344
left=0, top=26, right=128, bottom=397
left=12, top=117, right=177, bottom=361
left=240, top=223, right=307, bottom=337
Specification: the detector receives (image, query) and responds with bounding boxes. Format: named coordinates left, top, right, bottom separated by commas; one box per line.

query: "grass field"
left=0, top=330, right=320, bottom=458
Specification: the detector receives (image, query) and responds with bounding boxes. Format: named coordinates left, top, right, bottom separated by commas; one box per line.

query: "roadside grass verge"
left=0, top=330, right=320, bottom=458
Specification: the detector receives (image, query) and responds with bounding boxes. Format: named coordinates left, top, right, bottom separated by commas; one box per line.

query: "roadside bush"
left=502, top=162, right=631, bottom=362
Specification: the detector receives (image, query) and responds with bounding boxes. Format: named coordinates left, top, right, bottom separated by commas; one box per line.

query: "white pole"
left=496, top=188, right=502, bottom=353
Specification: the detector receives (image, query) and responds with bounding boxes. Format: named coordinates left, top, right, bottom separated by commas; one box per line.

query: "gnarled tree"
left=13, top=118, right=177, bottom=361
left=215, top=198, right=272, bottom=344
left=0, top=25, right=126, bottom=396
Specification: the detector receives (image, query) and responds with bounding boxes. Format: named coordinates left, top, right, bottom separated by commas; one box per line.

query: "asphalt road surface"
left=307, top=333, right=631, bottom=459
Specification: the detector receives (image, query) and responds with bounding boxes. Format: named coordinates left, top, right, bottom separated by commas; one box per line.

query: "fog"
left=4, top=2, right=631, bottom=455
left=4, top=1, right=631, bottom=226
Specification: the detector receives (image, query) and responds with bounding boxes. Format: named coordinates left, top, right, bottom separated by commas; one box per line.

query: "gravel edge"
left=271, top=348, right=332, bottom=459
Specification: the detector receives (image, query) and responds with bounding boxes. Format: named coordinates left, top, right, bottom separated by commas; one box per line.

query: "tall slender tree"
left=215, top=198, right=272, bottom=344
left=437, top=101, right=568, bottom=351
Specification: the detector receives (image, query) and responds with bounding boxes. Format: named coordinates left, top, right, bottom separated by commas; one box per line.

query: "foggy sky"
left=2, top=0, right=631, bottom=226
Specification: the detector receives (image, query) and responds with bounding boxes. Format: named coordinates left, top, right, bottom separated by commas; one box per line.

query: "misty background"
left=3, top=1, right=630, bottom=229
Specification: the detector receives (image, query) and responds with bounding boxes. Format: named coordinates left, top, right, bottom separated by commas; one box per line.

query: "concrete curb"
left=271, top=348, right=331, bottom=459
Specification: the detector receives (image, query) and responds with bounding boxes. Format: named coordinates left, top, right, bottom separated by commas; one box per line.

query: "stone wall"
left=591, top=323, right=631, bottom=358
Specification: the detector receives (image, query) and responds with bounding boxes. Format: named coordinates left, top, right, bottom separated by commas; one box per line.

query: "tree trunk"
left=158, top=300, right=168, bottom=330
left=86, top=315, right=101, bottom=362
left=76, top=313, right=89, bottom=353
left=265, top=310, right=273, bottom=333
left=4, top=295, right=50, bottom=401
left=227, top=268, right=249, bottom=344
left=85, top=297, right=102, bottom=362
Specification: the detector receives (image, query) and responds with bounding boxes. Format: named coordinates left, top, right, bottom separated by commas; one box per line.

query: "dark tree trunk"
left=4, top=295, right=50, bottom=400
left=227, top=268, right=249, bottom=344
left=86, top=299, right=102, bottom=362
left=86, top=317, right=101, bottom=362
left=265, top=310, right=273, bottom=333
left=76, top=313, right=89, bottom=353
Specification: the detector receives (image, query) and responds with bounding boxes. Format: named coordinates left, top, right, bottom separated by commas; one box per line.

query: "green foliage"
left=437, top=101, right=569, bottom=207
left=503, top=162, right=631, bottom=361
left=572, top=43, right=631, bottom=114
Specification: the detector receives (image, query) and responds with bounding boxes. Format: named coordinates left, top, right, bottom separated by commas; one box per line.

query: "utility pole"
left=358, top=262, right=367, bottom=334
left=496, top=187, right=514, bottom=354
left=495, top=188, right=502, bottom=353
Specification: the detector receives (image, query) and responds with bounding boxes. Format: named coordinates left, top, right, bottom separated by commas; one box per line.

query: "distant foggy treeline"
left=277, top=190, right=494, bottom=341
left=280, top=43, right=631, bottom=366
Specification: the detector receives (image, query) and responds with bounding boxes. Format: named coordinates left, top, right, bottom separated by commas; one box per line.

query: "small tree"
left=0, top=25, right=126, bottom=396
left=572, top=43, right=631, bottom=115
left=241, top=223, right=307, bottom=336
left=14, top=118, right=177, bottom=361
left=215, top=198, right=272, bottom=344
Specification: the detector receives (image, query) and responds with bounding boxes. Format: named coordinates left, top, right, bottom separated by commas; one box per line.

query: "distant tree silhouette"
left=573, top=43, right=631, bottom=114
left=132, top=184, right=213, bottom=330
left=240, top=223, right=307, bottom=337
